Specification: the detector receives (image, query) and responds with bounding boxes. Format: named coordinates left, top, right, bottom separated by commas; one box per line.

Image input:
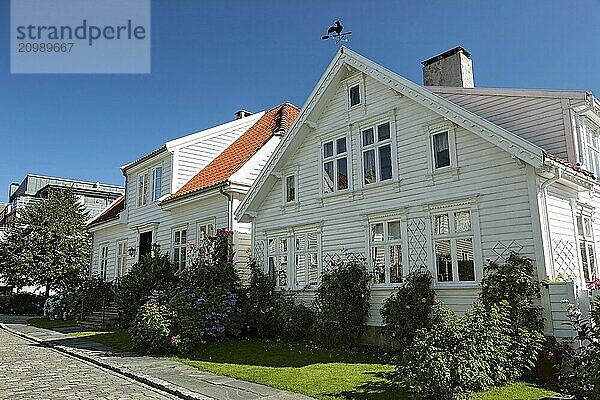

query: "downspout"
left=219, top=184, right=232, bottom=230
left=540, top=166, right=562, bottom=280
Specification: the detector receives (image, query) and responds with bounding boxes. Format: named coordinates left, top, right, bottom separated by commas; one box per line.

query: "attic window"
left=432, top=131, right=451, bottom=169
left=349, top=84, right=361, bottom=107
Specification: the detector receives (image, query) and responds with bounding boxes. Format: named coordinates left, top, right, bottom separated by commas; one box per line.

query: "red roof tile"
left=87, top=196, right=125, bottom=227
left=162, top=103, right=299, bottom=204
left=544, top=152, right=596, bottom=179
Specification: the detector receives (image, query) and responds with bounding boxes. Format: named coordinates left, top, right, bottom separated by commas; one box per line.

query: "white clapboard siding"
left=252, top=75, right=537, bottom=326
left=90, top=223, right=129, bottom=282
left=546, top=282, right=577, bottom=340
left=430, top=88, right=579, bottom=159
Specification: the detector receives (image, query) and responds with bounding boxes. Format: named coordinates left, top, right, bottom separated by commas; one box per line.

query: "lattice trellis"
left=323, top=251, right=367, bottom=270
left=253, top=240, right=265, bottom=268
left=552, top=239, right=578, bottom=281
left=407, top=218, right=428, bottom=270
left=491, top=241, right=524, bottom=263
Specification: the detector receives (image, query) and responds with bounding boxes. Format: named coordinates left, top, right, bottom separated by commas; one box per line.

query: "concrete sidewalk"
left=0, top=316, right=313, bottom=400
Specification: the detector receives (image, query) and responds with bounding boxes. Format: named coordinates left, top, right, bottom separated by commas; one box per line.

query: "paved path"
left=0, top=328, right=178, bottom=400
left=0, top=316, right=312, bottom=400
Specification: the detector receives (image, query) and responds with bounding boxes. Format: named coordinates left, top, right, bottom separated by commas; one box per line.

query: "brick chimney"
left=422, top=46, right=474, bottom=88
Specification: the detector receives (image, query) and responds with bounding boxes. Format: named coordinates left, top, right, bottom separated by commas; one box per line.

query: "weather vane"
left=321, top=20, right=351, bottom=44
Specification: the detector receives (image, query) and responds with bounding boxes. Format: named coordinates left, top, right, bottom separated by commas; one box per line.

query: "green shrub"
left=380, top=269, right=436, bottom=348
left=114, top=252, right=178, bottom=327
left=274, top=291, right=315, bottom=342
left=179, top=229, right=240, bottom=293
left=63, top=275, right=113, bottom=319
left=397, top=300, right=542, bottom=399
left=168, top=288, right=241, bottom=354
left=129, top=302, right=173, bottom=354
left=479, top=253, right=543, bottom=332
left=0, top=292, right=45, bottom=315
left=558, top=299, right=600, bottom=399
left=240, top=260, right=277, bottom=338
left=314, top=253, right=371, bottom=347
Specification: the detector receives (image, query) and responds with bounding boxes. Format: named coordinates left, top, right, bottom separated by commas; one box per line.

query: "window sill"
left=280, top=202, right=300, bottom=212
left=434, top=282, right=479, bottom=290
left=427, top=167, right=460, bottom=184
left=320, top=190, right=354, bottom=205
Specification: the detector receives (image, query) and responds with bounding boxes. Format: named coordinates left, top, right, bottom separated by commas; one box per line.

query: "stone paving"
left=0, top=329, right=178, bottom=400
left=0, top=316, right=313, bottom=400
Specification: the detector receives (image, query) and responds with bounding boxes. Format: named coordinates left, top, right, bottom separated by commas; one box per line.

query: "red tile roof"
left=544, top=152, right=596, bottom=179
left=87, top=196, right=125, bottom=227
left=162, top=103, right=299, bottom=204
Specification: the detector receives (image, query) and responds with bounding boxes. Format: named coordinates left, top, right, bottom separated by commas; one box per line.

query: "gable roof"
left=121, top=146, right=168, bottom=173
left=161, top=103, right=299, bottom=204
left=236, top=46, right=552, bottom=221
left=87, top=196, right=125, bottom=228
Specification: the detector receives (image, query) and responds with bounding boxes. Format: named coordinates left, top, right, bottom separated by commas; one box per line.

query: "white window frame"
left=348, top=83, right=361, bottom=108
left=321, top=134, right=351, bottom=195
left=100, top=244, right=109, bottom=281
left=265, top=225, right=322, bottom=290
left=346, top=74, right=365, bottom=110
left=116, top=239, right=128, bottom=278
left=283, top=170, right=298, bottom=205
left=196, top=218, right=216, bottom=243
left=360, top=120, right=394, bottom=186
left=425, top=122, right=458, bottom=175
left=152, top=165, right=163, bottom=201
left=574, top=206, right=597, bottom=283
left=366, top=211, right=407, bottom=287
left=584, top=121, right=600, bottom=179
left=137, top=173, right=148, bottom=207
left=172, top=227, right=188, bottom=271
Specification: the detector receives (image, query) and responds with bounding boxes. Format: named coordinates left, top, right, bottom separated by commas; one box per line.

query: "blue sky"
left=1, top=0, right=600, bottom=200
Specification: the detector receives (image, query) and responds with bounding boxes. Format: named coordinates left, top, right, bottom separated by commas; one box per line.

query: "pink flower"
left=189, top=243, right=197, bottom=250
left=421, top=297, right=427, bottom=303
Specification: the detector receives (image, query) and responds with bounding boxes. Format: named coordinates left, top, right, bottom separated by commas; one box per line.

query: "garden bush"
left=168, top=288, right=241, bottom=354
left=0, top=292, right=45, bottom=315
left=380, top=269, right=436, bottom=348
left=129, top=302, right=174, bottom=354
left=240, top=260, right=277, bottom=338
left=479, top=252, right=543, bottom=332
left=114, top=252, right=178, bottom=327
left=274, top=291, right=315, bottom=342
left=397, top=300, right=543, bottom=399
left=558, top=298, right=600, bottom=399
left=314, top=253, right=371, bottom=347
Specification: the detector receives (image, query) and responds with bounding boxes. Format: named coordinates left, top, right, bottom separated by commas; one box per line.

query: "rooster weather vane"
left=322, top=20, right=351, bottom=44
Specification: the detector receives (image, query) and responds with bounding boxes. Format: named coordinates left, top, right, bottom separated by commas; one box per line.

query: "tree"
left=0, top=189, right=91, bottom=296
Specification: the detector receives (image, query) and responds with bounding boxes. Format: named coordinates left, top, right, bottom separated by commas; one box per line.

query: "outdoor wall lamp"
left=128, top=247, right=136, bottom=257
left=151, top=243, right=161, bottom=252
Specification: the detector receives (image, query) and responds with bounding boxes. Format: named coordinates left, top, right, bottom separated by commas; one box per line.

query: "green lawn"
left=68, top=330, right=132, bottom=351
left=27, top=317, right=77, bottom=329
left=171, top=338, right=559, bottom=400
left=27, top=320, right=558, bottom=400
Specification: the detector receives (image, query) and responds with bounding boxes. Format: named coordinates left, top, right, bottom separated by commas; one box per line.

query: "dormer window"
left=349, top=84, right=361, bottom=107
left=138, top=173, right=148, bottom=207
left=152, top=166, right=162, bottom=201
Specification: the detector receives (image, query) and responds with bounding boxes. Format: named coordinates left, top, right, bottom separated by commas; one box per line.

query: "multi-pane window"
left=576, top=211, right=597, bottom=282
left=433, top=210, right=475, bottom=283
left=432, top=131, right=451, bottom=169
left=117, top=240, right=127, bottom=278
left=586, top=125, right=600, bottom=178
left=138, top=173, right=148, bottom=206
left=173, top=229, right=187, bottom=270
left=268, top=237, right=289, bottom=287
left=362, top=122, right=393, bottom=185
left=370, top=220, right=403, bottom=285
left=152, top=166, right=162, bottom=201
left=100, top=244, right=109, bottom=280
left=349, top=84, right=361, bottom=107
left=197, top=221, right=215, bottom=241
left=285, top=174, right=296, bottom=203
left=323, top=136, right=349, bottom=193
left=295, top=232, right=319, bottom=287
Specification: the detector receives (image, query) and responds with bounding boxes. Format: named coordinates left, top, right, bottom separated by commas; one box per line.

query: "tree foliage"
left=0, top=189, right=91, bottom=295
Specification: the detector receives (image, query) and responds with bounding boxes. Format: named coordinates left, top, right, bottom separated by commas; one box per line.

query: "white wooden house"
left=236, top=47, right=600, bottom=339
left=88, top=104, right=299, bottom=282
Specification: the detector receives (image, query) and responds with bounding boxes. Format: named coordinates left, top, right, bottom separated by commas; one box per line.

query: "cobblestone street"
left=0, top=329, right=177, bottom=400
